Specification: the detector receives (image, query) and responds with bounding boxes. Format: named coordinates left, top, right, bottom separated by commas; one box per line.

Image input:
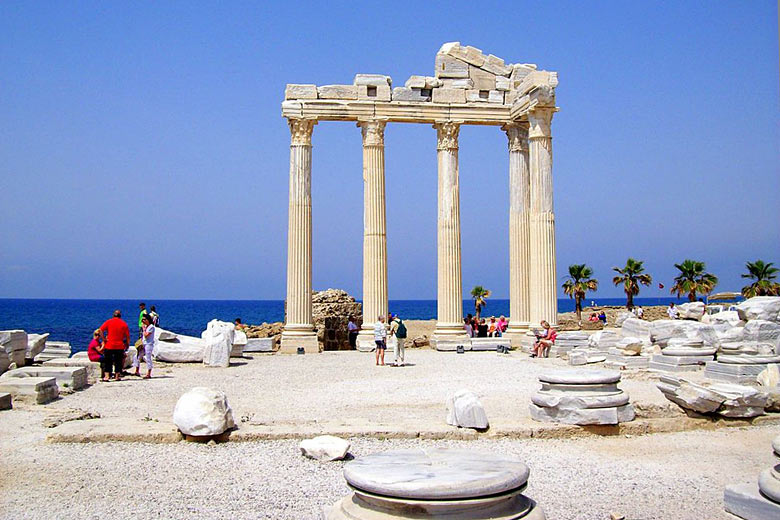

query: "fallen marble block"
left=677, top=301, right=705, bottom=320
left=446, top=389, right=489, bottom=430
left=649, top=339, right=717, bottom=372
left=202, top=320, right=234, bottom=368
left=299, top=435, right=350, bottom=461
left=568, top=350, right=606, bottom=366
left=605, top=349, right=650, bottom=369
left=173, top=387, right=235, bottom=437
left=724, top=433, right=780, bottom=518
left=705, top=310, right=743, bottom=327
left=0, top=376, right=59, bottom=404
left=736, top=296, right=780, bottom=323
left=757, top=364, right=780, bottom=387
left=549, top=331, right=589, bottom=357
left=325, top=448, right=545, bottom=520
left=0, top=366, right=88, bottom=391
left=529, top=368, right=634, bottom=425
left=231, top=330, right=247, bottom=358
left=0, top=392, right=11, bottom=410
left=1, top=330, right=28, bottom=368
left=42, top=358, right=100, bottom=379
left=470, top=337, right=511, bottom=352
left=742, top=320, right=780, bottom=347
left=587, top=330, right=618, bottom=351
left=153, top=327, right=206, bottom=362
left=657, top=375, right=767, bottom=417
left=0, top=349, right=9, bottom=375
left=615, top=312, right=633, bottom=328
left=620, top=318, right=651, bottom=343
left=35, top=341, right=72, bottom=363
left=26, top=333, right=49, bottom=362
left=243, top=338, right=274, bottom=353
left=650, top=320, right=720, bottom=348
left=705, top=360, right=771, bottom=384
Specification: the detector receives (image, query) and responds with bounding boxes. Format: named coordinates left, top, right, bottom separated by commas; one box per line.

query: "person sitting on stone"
left=531, top=320, right=557, bottom=358
left=588, top=313, right=599, bottom=323
left=667, top=302, right=679, bottom=319
left=463, top=317, right=474, bottom=338
left=488, top=316, right=497, bottom=337
left=234, top=318, right=248, bottom=330
left=597, top=310, right=607, bottom=326
left=87, top=329, right=105, bottom=379
left=497, top=315, right=508, bottom=334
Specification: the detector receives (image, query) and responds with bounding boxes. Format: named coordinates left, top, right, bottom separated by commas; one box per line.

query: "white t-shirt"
left=143, top=324, right=156, bottom=347
left=373, top=321, right=387, bottom=341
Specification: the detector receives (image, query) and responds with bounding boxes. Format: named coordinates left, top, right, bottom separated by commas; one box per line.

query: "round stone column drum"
left=529, top=369, right=635, bottom=425
left=325, top=448, right=545, bottom=519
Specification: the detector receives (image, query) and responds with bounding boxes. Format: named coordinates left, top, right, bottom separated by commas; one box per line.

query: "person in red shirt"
left=98, top=310, right=130, bottom=381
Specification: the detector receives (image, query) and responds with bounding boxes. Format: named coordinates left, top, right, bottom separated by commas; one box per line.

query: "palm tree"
left=741, top=260, right=780, bottom=297
left=562, top=264, right=599, bottom=323
left=470, top=285, right=491, bottom=320
left=671, top=259, right=718, bottom=302
left=612, top=258, right=652, bottom=309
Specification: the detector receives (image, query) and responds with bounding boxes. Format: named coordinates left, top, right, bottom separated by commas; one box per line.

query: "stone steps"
left=1, top=366, right=88, bottom=391
left=0, top=376, right=59, bottom=404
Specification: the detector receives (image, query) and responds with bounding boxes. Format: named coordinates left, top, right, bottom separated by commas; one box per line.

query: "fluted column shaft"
left=356, top=120, right=388, bottom=349
left=528, top=108, right=558, bottom=327
left=503, top=123, right=531, bottom=334
left=433, top=121, right=467, bottom=338
left=281, top=118, right=319, bottom=353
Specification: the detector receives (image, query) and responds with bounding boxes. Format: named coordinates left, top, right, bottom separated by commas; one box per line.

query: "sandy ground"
left=1, top=350, right=776, bottom=519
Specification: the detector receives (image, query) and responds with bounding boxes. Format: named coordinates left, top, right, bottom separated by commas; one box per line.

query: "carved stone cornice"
left=288, top=118, right=316, bottom=146
left=357, top=119, right=387, bottom=147
left=434, top=121, right=461, bottom=151
left=502, top=122, right=529, bottom=153
left=528, top=108, right=555, bottom=140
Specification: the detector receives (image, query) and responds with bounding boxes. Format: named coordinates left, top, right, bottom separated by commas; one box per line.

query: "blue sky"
left=0, top=1, right=778, bottom=300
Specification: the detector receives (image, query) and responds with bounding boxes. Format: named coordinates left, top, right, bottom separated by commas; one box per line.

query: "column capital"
left=288, top=118, right=317, bottom=146
left=433, top=121, right=461, bottom=151
left=528, top=108, right=555, bottom=139
left=357, top=119, right=387, bottom=147
left=502, top=122, right=529, bottom=152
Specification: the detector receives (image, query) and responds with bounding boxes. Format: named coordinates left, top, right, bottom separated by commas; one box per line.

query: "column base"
left=432, top=322, right=468, bottom=350
left=505, top=323, right=530, bottom=348
left=279, top=330, right=320, bottom=354
left=356, top=331, right=378, bottom=352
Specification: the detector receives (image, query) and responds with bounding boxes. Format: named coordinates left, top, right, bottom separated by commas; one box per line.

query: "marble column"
left=528, top=108, right=558, bottom=327
left=433, top=121, right=467, bottom=340
left=503, top=122, right=531, bottom=340
left=356, top=120, right=389, bottom=351
left=281, top=118, right=320, bottom=354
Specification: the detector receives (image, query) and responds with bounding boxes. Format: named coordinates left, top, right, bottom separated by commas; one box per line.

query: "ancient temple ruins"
left=280, top=42, right=559, bottom=353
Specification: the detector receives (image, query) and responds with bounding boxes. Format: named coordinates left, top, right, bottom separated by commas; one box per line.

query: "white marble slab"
left=538, top=369, right=620, bottom=385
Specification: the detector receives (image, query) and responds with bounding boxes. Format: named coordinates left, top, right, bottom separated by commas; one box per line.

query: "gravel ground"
left=33, top=350, right=682, bottom=431
left=0, top=421, right=777, bottom=520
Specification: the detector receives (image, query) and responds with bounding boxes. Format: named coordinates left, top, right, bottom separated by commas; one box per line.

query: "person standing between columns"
left=356, top=119, right=389, bottom=351
left=389, top=313, right=407, bottom=367
left=502, top=122, right=531, bottom=338
left=432, top=121, right=467, bottom=341
left=528, top=86, right=559, bottom=327
left=281, top=118, right=319, bottom=353
left=373, top=315, right=387, bottom=366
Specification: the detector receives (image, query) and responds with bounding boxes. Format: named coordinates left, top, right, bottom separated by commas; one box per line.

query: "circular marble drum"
left=325, top=448, right=545, bottom=519
left=538, top=368, right=621, bottom=385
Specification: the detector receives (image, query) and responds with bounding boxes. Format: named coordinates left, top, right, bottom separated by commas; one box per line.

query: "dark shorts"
left=375, top=340, right=386, bottom=350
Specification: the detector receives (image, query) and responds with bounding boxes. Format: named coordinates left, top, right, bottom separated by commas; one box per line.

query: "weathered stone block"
left=1, top=330, right=27, bottom=368
left=481, top=54, right=512, bottom=76
left=434, top=54, right=469, bottom=79
left=432, top=87, right=466, bottom=104
left=244, top=338, right=274, bottom=353
left=468, top=66, right=496, bottom=91
left=317, top=85, right=358, bottom=100
left=0, top=392, right=10, bottom=410
left=0, top=376, right=59, bottom=404
left=446, top=389, right=488, bottom=429
left=357, top=84, right=391, bottom=101
left=465, top=89, right=504, bottom=104
left=391, top=87, right=431, bottom=102
left=353, top=74, right=392, bottom=87
left=439, top=42, right=486, bottom=67
left=0, top=366, right=88, bottom=391
left=441, top=78, right=474, bottom=89
left=173, top=387, right=235, bottom=437
left=284, top=84, right=317, bottom=100
left=495, top=76, right=511, bottom=91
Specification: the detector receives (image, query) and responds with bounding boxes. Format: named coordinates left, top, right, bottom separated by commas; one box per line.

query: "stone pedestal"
left=432, top=122, right=468, bottom=341
left=724, top=434, right=780, bottom=519
left=356, top=120, right=389, bottom=351
left=705, top=355, right=780, bottom=384
left=325, top=448, right=545, bottom=519
left=527, top=108, right=557, bottom=327
left=530, top=369, right=635, bottom=425
left=281, top=118, right=319, bottom=354
left=503, top=123, right=531, bottom=337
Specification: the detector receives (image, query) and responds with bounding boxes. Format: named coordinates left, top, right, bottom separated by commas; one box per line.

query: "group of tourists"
left=371, top=313, right=407, bottom=367
left=87, top=302, right=158, bottom=381
left=463, top=315, right=508, bottom=338
left=587, top=311, right=608, bottom=325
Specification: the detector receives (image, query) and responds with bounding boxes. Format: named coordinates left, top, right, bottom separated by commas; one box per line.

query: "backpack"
left=395, top=319, right=407, bottom=338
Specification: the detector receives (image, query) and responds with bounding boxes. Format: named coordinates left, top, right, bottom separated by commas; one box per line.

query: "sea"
left=0, top=297, right=693, bottom=354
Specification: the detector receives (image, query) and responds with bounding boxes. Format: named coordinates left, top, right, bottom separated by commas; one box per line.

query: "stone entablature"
left=282, top=42, right=558, bottom=125
left=279, top=43, right=560, bottom=353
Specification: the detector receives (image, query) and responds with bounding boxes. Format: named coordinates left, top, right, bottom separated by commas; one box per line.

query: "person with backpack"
left=389, top=313, right=407, bottom=367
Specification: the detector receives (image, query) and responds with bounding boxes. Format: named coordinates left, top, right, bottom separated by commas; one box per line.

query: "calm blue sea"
left=0, top=297, right=690, bottom=353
